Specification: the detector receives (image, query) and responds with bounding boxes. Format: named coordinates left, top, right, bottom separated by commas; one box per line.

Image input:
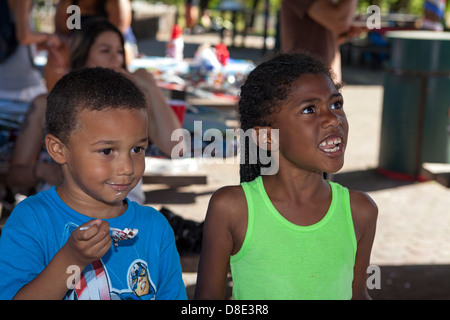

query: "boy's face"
left=273, top=73, right=349, bottom=174
left=60, top=107, right=148, bottom=208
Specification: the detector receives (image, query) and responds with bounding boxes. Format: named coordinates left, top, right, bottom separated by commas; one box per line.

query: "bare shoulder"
left=206, top=185, right=247, bottom=223
left=196, top=185, right=247, bottom=298
left=349, top=190, right=378, bottom=242
left=349, top=190, right=378, bottom=216
left=204, top=185, right=248, bottom=254
left=209, top=185, right=246, bottom=204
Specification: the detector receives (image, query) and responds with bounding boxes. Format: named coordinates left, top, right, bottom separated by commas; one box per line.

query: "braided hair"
left=238, top=52, right=338, bottom=183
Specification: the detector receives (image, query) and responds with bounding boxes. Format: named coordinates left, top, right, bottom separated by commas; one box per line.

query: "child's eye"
left=100, top=148, right=113, bottom=156
left=331, top=101, right=343, bottom=110
left=301, top=106, right=315, bottom=114
left=132, top=146, right=146, bottom=154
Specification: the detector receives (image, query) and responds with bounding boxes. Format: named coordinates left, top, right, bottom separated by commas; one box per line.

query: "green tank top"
left=230, top=176, right=357, bottom=300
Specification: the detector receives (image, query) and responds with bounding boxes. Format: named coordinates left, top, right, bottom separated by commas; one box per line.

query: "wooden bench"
left=421, top=163, right=450, bottom=188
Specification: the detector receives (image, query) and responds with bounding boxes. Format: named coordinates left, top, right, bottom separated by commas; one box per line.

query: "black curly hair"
left=46, top=67, right=146, bottom=144
left=238, top=52, right=340, bottom=183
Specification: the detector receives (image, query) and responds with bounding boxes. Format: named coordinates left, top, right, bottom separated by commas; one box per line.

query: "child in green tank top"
left=195, top=52, right=378, bottom=300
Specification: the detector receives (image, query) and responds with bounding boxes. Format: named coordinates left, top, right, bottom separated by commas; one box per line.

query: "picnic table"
left=128, top=54, right=254, bottom=106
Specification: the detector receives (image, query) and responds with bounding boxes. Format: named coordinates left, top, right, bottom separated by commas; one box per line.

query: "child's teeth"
left=324, top=146, right=340, bottom=152
left=320, top=137, right=341, bottom=147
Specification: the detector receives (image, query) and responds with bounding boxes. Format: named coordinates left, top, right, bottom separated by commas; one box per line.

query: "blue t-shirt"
left=0, top=187, right=187, bottom=300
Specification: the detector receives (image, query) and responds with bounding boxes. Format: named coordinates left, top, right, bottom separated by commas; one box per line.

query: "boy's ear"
left=251, top=126, right=278, bottom=151
left=45, top=134, right=67, bottom=165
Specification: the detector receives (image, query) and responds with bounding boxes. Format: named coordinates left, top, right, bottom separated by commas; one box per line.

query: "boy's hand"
left=64, top=219, right=112, bottom=267
left=12, top=219, right=112, bottom=299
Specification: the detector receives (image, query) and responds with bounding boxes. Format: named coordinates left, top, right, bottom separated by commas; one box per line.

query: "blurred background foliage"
left=33, top=0, right=449, bottom=16
left=131, top=0, right=448, bottom=15
left=32, top=0, right=450, bottom=34
left=34, top=0, right=450, bottom=14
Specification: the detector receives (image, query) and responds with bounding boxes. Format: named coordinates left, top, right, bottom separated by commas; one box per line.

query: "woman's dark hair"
left=238, top=52, right=339, bottom=183
left=70, top=18, right=126, bottom=70
left=46, top=67, right=146, bottom=144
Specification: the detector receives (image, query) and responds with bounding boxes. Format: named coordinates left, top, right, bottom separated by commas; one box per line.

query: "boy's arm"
left=195, top=186, right=246, bottom=299
left=349, top=191, right=378, bottom=300
left=13, top=220, right=111, bottom=300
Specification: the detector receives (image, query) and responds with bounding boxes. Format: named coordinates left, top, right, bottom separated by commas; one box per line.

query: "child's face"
left=85, top=31, right=124, bottom=71
left=62, top=108, right=148, bottom=205
left=274, top=73, right=349, bottom=174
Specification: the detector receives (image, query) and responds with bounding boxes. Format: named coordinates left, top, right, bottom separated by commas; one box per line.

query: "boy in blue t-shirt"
left=0, top=67, right=187, bottom=300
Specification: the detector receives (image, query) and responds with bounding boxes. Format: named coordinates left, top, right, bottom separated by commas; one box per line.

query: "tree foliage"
left=135, top=0, right=448, bottom=16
